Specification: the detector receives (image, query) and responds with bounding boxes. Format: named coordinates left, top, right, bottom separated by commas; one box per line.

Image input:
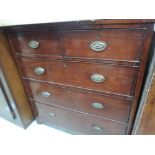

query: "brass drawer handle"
left=41, top=91, right=51, bottom=97
left=34, top=67, right=45, bottom=75
left=92, top=125, right=103, bottom=132
left=48, top=113, right=56, bottom=117
left=91, top=102, right=104, bottom=109
left=90, top=41, right=107, bottom=52
left=91, top=74, right=105, bottom=83
left=28, top=40, right=40, bottom=49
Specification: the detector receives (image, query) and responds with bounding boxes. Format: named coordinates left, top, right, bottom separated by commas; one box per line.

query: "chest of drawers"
left=6, top=20, right=155, bottom=134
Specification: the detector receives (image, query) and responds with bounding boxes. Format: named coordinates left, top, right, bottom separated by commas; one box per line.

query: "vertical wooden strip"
left=0, top=30, right=34, bottom=128
left=126, top=29, right=154, bottom=134
left=132, top=46, right=155, bottom=134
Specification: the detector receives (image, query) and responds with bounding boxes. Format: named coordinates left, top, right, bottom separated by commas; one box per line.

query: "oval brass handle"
left=28, top=40, right=40, bottom=49
left=41, top=91, right=51, bottom=97
left=90, top=41, right=107, bottom=52
left=92, top=125, right=103, bottom=132
left=34, top=67, right=45, bottom=75
left=91, top=102, right=104, bottom=109
left=48, top=113, right=56, bottom=117
left=91, top=74, right=105, bottom=83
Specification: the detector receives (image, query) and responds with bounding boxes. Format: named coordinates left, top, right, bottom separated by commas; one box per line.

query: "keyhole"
left=97, top=34, right=100, bottom=39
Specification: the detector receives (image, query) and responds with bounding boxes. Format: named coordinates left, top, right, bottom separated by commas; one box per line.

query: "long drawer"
left=35, top=102, right=127, bottom=135
left=18, top=57, right=137, bottom=96
left=26, top=80, right=131, bottom=123
left=9, top=29, right=145, bottom=61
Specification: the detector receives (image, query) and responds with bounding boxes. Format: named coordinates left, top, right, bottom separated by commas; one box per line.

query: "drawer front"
left=19, top=57, right=137, bottom=96
left=9, top=29, right=145, bottom=62
left=63, top=29, right=145, bottom=61
left=27, top=80, right=131, bottom=123
left=9, top=31, right=63, bottom=56
left=35, top=102, right=127, bottom=135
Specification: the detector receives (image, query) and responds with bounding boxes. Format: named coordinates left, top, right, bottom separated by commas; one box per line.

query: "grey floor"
left=0, top=117, right=72, bottom=155
left=0, top=116, right=149, bottom=155
left=0, top=117, right=69, bottom=136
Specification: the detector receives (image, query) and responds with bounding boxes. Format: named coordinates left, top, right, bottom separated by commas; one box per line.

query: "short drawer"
left=9, top=31, right=63, bottom=56
left=26, top=80, right=131, bottom=123
left=35, top=102, right=127, bottom=135
left=63, top=29, right=145, bottom=61
left=19, top=57, right=137, bottom=96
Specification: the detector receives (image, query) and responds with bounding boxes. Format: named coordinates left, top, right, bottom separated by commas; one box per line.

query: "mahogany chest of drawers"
left=5, top=20, right=155, bottom=134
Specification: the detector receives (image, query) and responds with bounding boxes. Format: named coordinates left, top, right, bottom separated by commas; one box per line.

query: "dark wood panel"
left=18, top=57, right=138, bottom=96
left=35, top=102, right=127, bottom=135
left=0, top=30, right=34, bottom=128
left=26, top=80, right=131, bottom=123
left=5, top=20, right=155, bottom=33
left=126, top=29, right=154, bottom=134
left=135, top=74, right=155, bottom=134
left=93, top=19, right=155, bottom=25
left=132, top=51, right=155, bottom=134
left=63, top=29, right=145, bottom=61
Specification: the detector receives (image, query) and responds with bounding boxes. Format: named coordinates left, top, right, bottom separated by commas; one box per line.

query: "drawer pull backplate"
left=28, top=40, right=40, bottom=49
left=92, top=125, right=103, bottom=132
left=48, top=113, right=56, bottom=117
left=34, top=67, right=45, bottom=75
left=91, top=74, right=106, bottom=83
left=41, top=91, right=51, bottom=97
left=90, top=41, right=107, bottom=52
left=91, top=102, right=104, bottom=109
